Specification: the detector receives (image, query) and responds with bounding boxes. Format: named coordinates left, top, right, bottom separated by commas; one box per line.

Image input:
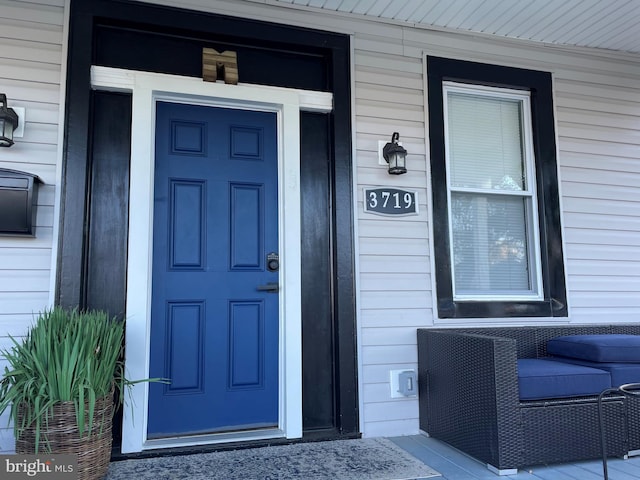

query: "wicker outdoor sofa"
left=417, top=325, right=640, bottom=474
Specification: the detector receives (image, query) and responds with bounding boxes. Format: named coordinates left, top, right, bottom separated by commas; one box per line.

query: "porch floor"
left=390, top=434, right=640, bottom=480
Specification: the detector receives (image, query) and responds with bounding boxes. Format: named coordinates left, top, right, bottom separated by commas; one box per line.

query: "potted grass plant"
left=0, top=307, right=144, bottom=480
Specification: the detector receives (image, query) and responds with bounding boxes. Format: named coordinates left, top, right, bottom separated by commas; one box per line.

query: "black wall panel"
left=94, top=25, right=329, bottom=91
left=84, top=91, right=131, bottom=317
left=300, top=112, right=335, bottom=431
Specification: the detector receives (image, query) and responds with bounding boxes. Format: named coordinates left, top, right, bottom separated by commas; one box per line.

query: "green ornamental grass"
left=0, top=308, right=132, bottom=452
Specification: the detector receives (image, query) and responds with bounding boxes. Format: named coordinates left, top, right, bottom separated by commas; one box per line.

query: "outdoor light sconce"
left=0, top=94, right=19, bottom=147
left=382, top=132, right=407, bottom=175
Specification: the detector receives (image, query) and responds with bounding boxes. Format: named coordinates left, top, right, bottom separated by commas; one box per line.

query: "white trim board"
left=91, top=66, right=333, bottom=113
left=90, top=66, right=333, bottom=454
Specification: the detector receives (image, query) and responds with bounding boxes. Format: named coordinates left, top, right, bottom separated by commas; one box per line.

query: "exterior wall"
left=154, top=0, right=640, bottom=437
left=353, top=28, right=640, bottom=437
left=0, top=0, right=67, bottom=452
left=1, top=0, right=639, bottom=450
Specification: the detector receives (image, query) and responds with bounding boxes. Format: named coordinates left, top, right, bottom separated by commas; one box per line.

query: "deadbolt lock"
left=267, top=252, right=279, bottom=272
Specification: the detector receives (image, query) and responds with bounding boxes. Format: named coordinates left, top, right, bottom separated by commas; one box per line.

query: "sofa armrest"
left=417, top=329, right=522, bottom=469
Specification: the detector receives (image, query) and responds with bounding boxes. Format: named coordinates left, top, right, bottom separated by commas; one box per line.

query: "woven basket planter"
left=16, top=391, right=114, bottom=480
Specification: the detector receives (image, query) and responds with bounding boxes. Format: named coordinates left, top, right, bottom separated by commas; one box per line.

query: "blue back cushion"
left=547, top=334, right=640, bottom=363
left=517, top=359, right=611, bottom=400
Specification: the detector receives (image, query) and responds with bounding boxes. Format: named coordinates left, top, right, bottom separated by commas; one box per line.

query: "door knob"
left=267, top=252, right=279, bottom=272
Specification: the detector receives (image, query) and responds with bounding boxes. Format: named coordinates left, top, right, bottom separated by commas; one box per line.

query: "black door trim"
left=63, top=0, right=358, bottom=442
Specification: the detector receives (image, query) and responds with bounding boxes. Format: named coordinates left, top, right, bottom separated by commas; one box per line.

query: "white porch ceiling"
left=269, top=0, right=640, bottom=55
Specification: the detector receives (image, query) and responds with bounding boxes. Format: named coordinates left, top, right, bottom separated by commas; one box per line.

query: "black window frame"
left=427, top=56, right=568, bottom=319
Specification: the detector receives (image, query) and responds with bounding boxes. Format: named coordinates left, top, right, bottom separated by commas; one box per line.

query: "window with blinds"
left=427, top=56, right=567, bottom=319
left=443, top=82, right=543, bottom=300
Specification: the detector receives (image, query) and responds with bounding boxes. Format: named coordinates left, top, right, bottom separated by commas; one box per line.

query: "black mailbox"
left=0, top=168, right=43, bottom=237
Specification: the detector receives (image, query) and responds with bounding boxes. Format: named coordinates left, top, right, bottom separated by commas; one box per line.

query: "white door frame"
left=90, top=66, right=333, bottom=454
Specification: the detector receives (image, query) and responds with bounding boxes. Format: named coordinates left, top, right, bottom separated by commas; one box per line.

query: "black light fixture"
left=382, top=132, right=407, bottom=175
left=0, top=94, right=19, bottom=147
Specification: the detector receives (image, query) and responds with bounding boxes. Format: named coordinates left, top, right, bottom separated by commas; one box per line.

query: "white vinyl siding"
left=0, top=0, right=66, bottom=452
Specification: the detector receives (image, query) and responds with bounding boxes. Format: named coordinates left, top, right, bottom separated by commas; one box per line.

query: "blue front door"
left=148, top=101, right=279, bottom=438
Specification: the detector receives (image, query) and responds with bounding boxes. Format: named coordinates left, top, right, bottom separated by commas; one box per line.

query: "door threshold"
left=142, top=428, right=285, bottom=451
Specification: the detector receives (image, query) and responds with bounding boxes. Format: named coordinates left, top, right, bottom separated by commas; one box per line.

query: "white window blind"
left=443, top=83, right=542, bottom=300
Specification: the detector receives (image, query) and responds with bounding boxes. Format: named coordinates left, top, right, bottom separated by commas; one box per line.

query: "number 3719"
left=364, top=188, right=418, bottom=215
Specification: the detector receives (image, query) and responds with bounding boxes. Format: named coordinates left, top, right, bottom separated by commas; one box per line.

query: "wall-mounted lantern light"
left=382, top=132, right=407, bottom=175
left=0, top=94, right=19, bottom=147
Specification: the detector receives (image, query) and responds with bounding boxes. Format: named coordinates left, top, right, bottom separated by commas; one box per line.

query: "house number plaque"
left=364, top=187, right=419, bottom=216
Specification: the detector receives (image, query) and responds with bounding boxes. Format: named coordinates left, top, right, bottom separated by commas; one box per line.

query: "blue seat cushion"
left=551, top=357, right=640, bottom=388
left=547, top=334, right=640, bottom=363
left=517, top=358, right=611, bottom=400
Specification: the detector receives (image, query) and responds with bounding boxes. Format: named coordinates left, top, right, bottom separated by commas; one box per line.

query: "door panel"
left=230, top=184, right=262, bottom=268
left=165, top=302, right=204, bottom=393
left=148, top=101, right=278, bottom=438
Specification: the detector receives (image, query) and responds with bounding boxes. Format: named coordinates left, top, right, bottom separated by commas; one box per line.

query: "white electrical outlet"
left=389, top=369, right=417, bottom=398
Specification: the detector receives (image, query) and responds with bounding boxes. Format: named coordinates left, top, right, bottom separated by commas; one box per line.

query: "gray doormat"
left=105, top=437, right=441, bottom=480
